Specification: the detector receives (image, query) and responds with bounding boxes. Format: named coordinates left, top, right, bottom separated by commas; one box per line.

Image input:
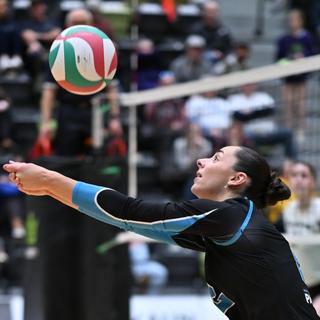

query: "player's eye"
left=212, top=154, right=219, bottom=162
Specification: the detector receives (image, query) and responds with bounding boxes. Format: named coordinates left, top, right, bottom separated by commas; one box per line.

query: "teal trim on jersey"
left=213, top=199, right=253, bottom=246
left=293, top=254, right=305, bottom=281
left=72, top=182, right=213, bottom=245
left=208, top=284, right=235, bottom=314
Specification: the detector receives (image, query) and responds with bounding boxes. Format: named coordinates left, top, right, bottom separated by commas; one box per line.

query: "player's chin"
left=191, top=182, right=200, bottom=198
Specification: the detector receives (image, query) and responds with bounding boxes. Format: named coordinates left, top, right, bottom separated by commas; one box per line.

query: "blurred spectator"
left=213, top=41, right=251, bottom=75
left=144, top=71, right=186, bottom=131
left=228, top=83, right=297, bottom=159
left=275, top=9, right=316, bottom=142
left=211, top=119, right=255, bottom=152
left=141, top=71, right=186, bottom=153
left=283, top=160, right=320, bottom=314
left=21, top=0, right=60, bottom=52
left=37, top=8, right=122, bottom=157
left=137, top=38, right=163, bottom=90
left=85, top=0, right=117, bottom=42
left=288, top=0, right=318, bottom=36
left=0, top=0, right=23, bottom=77
left=172, top=123, right=212, bottom=199
left=129, top=242, right=168, bottom=294
left=21, top=0, right=61, bottom=92
left=105, top=117, right=127, bottom=157
left=173, top=123, right=212, bottom=173
left=188, top=1, right=234, bottom=66
left=283, top=161, right=319, bottom=234
left=170, top=34, right=213, bottom=83
left=233, top=42, right=251, bottom=71
left=185, top=90, right=232, bottom=138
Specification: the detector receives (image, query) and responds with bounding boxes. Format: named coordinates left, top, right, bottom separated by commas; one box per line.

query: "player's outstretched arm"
left=3, top=161, right=228, bottom=247
left=3, top=161, right=78, bottom=209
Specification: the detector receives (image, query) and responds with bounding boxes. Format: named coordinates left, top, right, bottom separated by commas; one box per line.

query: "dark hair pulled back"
left=233, top=147, right=291, bottom=208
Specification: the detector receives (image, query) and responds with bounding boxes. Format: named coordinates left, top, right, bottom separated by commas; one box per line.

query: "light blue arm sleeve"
left=72, top=181, right=123, bottom=228
left=72, top=181, right=178, bottom=244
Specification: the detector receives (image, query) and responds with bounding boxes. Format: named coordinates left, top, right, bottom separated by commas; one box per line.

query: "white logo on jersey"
left=304, top=292, right=313, bottom=304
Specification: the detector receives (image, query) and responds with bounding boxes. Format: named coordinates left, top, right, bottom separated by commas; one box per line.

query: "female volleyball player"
left=3, top=146, right=320, bottom=319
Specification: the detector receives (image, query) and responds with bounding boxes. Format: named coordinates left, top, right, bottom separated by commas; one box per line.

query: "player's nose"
left=197, top=158, right=205, bottom=168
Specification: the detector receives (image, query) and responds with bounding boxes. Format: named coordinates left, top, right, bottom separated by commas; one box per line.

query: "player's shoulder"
left=185, top=197, right=248, bottom=214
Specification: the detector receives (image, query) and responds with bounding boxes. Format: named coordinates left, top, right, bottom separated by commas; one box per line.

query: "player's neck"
left=211, top=190, right=240, bottom=202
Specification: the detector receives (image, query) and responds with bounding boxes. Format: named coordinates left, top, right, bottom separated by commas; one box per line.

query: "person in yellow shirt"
left=267, top=159, right=295, bottom=229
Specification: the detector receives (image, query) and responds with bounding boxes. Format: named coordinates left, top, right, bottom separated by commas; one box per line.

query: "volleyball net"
left=120, top=54, right=320, bottom=107
left=109, top=54, right=320, bottom=251
left=93, top=54, right=320, bottom=253
left=117, top=54, right=320, bottom=200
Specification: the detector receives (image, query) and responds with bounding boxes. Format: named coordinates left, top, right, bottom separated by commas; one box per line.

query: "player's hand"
left=2, top=161, right=50, bottom=196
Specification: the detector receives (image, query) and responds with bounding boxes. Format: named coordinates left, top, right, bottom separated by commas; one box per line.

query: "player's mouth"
left=195, top=171, right=202, bottom=180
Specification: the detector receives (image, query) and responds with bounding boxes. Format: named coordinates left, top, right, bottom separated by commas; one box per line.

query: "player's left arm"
left=2, top=162, right=238, bottom=244
left=71, top=181, right=230, bottom=244
left=71, top=181, right=246, bottom=247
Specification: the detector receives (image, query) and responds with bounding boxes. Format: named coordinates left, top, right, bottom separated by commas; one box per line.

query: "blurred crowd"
left=0, top=0, right=320, bottom=312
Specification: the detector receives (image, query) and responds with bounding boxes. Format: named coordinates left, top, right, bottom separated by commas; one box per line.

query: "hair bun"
left=265, top=171, right=291, bottom=206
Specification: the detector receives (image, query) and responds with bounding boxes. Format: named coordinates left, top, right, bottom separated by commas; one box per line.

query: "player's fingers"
left=3, top=164, right=13, bottom=173
left=8, top=171, right=20, bottom=183
left=3, top=162, right=24, bottom=173
left=8, top=172, right=20, bottom=184
left=15, top=174, right=21, bottom=184
left=8, top=172, right=16, bottom=182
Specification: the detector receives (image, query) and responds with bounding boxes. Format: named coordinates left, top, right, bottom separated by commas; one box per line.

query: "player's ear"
left=227, top=172, right=248, bottom=188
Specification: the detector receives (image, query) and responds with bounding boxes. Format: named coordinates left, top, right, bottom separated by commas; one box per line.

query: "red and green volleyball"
left=49, top=25, right=117, bottom=95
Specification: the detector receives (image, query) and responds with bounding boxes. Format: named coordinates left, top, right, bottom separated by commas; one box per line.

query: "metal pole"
left=91, top=94, right=104, bottom=153
left=128, top=0, right=139, bottom=197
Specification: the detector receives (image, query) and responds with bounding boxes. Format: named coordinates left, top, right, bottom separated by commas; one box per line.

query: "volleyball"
left=49, top=25, right=117, bottom=95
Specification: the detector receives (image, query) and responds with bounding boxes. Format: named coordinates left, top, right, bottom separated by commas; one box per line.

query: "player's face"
left=192, top=146, right=240, bottom=199
left=289, top=163, right=315, bottom=198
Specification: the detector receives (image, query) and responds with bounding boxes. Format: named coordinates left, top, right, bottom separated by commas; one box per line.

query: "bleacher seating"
left=137, top=3, right=171, bottom=44
left=0, top=76, right=33, bottom=107
left=0, top=76, right=39, bottom=155
left=174, top=4, right=201, bottom=40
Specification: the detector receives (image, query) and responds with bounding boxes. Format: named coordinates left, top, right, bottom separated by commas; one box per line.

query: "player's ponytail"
left=264, top=171, right=291, bottom=207
left=233, top=147, right=291, bottom=208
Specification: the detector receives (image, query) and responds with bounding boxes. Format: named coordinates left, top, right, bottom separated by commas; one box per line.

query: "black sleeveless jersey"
left=73, top=182, right=320, bottom=320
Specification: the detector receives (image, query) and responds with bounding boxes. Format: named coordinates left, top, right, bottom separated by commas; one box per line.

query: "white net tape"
left=120, top=54, right=320, bottom=106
